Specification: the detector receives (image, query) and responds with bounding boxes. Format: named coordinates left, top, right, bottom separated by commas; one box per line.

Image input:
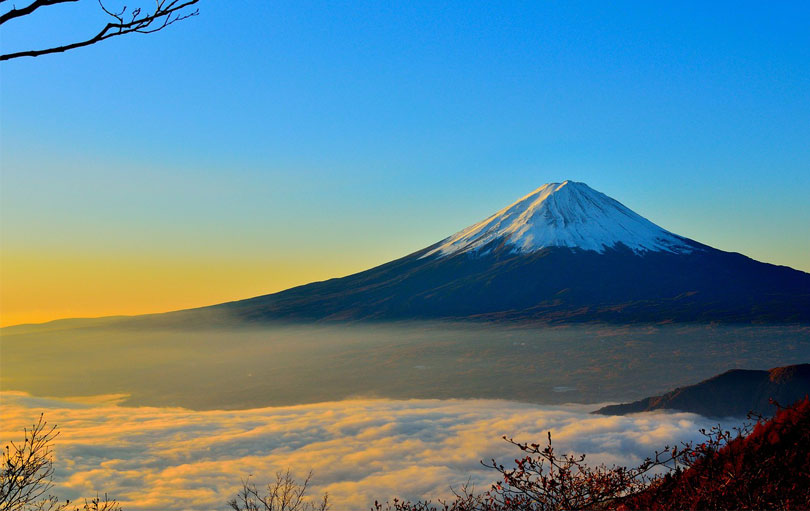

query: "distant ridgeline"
left=593, top=364, right=810, bottom=417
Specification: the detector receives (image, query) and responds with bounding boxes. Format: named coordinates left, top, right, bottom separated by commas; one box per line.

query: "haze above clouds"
left=3, top=323, right=808, bottom=410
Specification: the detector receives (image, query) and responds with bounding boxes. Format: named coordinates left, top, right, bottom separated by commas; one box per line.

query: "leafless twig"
left=0, top=0, right=200, bottom=61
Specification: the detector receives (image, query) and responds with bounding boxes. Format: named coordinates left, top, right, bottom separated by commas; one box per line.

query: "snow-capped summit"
left=425, top=180, right=695, bottom=258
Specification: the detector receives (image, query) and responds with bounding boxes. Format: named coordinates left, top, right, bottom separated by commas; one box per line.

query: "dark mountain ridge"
left=593, top=363, right=810, bottom=417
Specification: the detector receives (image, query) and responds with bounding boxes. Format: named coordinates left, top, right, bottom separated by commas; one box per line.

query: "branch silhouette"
left=0, top=0, right=200, bottom=61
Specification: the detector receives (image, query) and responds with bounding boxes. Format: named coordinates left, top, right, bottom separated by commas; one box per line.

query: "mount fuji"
left=208, top=181, right=809, bottom=324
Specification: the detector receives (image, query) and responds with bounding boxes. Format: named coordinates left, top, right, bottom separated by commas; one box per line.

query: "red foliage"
left=621, top=397, right=810, bottom=510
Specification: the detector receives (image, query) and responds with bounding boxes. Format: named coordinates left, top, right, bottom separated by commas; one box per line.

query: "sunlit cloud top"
left=1, top=392, right=740, bottom=510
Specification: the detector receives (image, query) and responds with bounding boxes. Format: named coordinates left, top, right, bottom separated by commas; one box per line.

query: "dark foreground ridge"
left=593, top=363, right=810, bottom=417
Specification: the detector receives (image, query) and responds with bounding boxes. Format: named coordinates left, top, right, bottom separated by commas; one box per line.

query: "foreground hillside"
left=622, top=397, right=810, bottom=510
left=594, top=363, right=810, bottom=417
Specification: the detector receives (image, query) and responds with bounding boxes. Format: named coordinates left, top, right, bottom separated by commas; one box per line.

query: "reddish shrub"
left=622, top=397, right=810, bottom=510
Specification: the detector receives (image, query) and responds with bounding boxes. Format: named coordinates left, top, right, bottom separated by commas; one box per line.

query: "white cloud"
left=0, top=392, right=738, bottom=510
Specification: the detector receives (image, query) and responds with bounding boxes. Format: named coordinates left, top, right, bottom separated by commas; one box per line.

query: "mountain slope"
left=202, top=181, right=809, bottom=325
left=593, top=364, right=810, bottom=417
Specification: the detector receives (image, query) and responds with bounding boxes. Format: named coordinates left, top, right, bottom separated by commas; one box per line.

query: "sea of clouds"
left=1, top=391, right=739, bottom=510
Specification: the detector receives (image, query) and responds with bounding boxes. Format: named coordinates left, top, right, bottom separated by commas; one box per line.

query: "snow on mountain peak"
left=424, top=180, right=695, bottom=258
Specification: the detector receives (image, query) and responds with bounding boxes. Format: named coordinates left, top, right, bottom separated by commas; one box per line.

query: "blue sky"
left=1, top=1, right=809, bottom=323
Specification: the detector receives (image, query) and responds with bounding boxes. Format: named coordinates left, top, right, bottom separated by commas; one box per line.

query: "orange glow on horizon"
left=0, top=252, right=367, bottom=327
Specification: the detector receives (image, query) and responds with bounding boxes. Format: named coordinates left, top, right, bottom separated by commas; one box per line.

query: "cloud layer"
left=1, top=392, right=736, bottom=510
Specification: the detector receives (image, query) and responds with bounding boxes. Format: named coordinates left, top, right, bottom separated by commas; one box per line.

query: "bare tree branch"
left=228, top=470, right=330, bottom=511
left=0, top=0, right=200, bottom=61
left=0, top=0, right=78, bottom=26
left=0, top=414, right=59, bottom=510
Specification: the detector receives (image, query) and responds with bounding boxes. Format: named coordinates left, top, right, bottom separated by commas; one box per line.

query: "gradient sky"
left=1, top=1, right=809, bottom=326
